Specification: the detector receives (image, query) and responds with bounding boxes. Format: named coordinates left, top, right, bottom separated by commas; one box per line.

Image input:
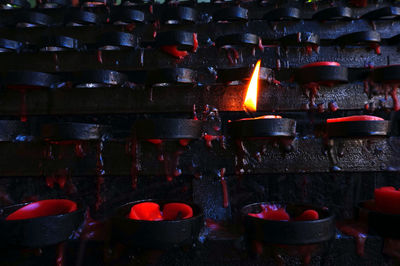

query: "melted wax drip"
left=365, top=79, right=399, bottom=111
left=54, top=53, right=60, bottom=71
left=160, top=33, right=198, bottom=60
left=148, top=140, right=183, bottom=182
left=390, top=85, right=400, bottom=111
left=74, top=142, right=85, bottom=157
left=224, top=47, right=239, bottom=65
left=95, top=141, right=105, bottom=210
left=196, top=104, right=224, bottom=149
left=56, top=242, right=65, bottom=266
left=78, top=209, right=107, bottom=241
left=337, top=221, right=368, bottom=257
left=165, top=149, right=183, bottom=182
left=75, top=209, right=108, bottom=266
left=303, top=83, right=320, bottom=110
left=219, top=168, right=229, bottom=208
left=325, top=139, right=341, bottom=171
left=371, top=43, right=381, bottom=55
left=235, top=140, right=249, bottom=180
left=203, top=134, right=225, bottom=149
left=97, top=50, right=103, bottom=64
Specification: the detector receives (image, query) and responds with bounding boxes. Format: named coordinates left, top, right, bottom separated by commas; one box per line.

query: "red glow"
left=6, top=199, right=77, bottom=220
left=327, top=115, right=384, bottom=123
left=163, top=203, right=193, bottom=220
left=295, top=210, right=319, bottom=221
left=128, top=202, right=193, bottom=221
left=301, top=62, right=340, bottom=68
left=128, top=202, right=163, bottom=221
left=374, top=187, right=400, bottom=214
left=147, top=139, right=163, bottom=145
left=248, top=204, right=290, bottom=221
left=179, top=139, right=191, bottom=146
left=249, top=204, right=320, bottom=221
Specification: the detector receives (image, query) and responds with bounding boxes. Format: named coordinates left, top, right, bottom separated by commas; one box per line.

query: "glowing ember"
left=244, top=60, right=261, bottom=113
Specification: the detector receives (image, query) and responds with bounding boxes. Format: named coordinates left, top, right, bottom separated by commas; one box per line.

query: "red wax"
left=374, top=187, right=400, bottom=214
left=248, top=204, right=290, bottom=221
left=128, top=202, right=193, bottom=221
left=147, top=139, right=163, bottom=145
left=249, top=204, right=321, bottom=222
left=179, top=139, right=191, bottom=147
left=163, top=203, right=193, bottom=220
left=192, top=33, right=198, bottom=52
left=327, top=115, right=384, bottom=123
left=301, top=62, right=340, bottom=68
left=295, top=210, right=319, bottom=221
left=128, top=202, right=163, bottom=221
left=6, top=199, right=77, bottom=220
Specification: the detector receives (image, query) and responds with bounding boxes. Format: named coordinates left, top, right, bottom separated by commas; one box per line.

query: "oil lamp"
left=228, top=60, right=296, bottom=139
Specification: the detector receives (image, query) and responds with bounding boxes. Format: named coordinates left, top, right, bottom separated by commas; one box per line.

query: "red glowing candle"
left=295, top=210, right=319, bottom=221
left=248, top=204, right=319, bottom=221
left=6, top=199, right=77, bottom=220
left=162, top=203, right=193, bottom=220
left=327, top=115, right=384, bottom=123
left=374, top=187, right=400, bottom=215
left=128, top=202, right=193, bottom=221
left=248, top=204, right=290, bottom=221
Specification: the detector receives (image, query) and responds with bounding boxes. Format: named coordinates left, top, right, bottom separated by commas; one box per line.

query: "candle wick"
left=244, top=107, right=256, bottom=118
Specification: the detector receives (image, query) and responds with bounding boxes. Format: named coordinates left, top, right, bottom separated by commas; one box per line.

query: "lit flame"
left=244, top=60, right=261, bottom=113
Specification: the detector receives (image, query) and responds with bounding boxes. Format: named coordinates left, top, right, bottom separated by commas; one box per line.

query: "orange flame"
left=244, top=60, right=261, bottom=113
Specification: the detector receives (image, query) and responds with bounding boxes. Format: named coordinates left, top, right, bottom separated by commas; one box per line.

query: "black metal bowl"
left=227, top=118, right=296, bottom=138
left=357, top=200, right=400, bottom=238
left=326, top=120, right=390, bottom=137
left=41, top=122, right=112, bottom=141
left=312, top=6, right=353, bottom=21
left=2, top=71, right=61, bottom=89
left=371, top=65, right=400, bottom=83
left=0, top=201, right=84, bottom=248
left=146, top=68, right=196, bottom=87
left=97, top=31, right=137, bottom=50
left=73, top=70, right=128, bottom=88
left=134, top=119, right=202, bottom=140
left=241, top=202, right=335, bottom=245
left=112, top=199, right=204, bottom=248
left=295, top=65, right=348, bottom=85
left=213, top=6, right=248, bottom=22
